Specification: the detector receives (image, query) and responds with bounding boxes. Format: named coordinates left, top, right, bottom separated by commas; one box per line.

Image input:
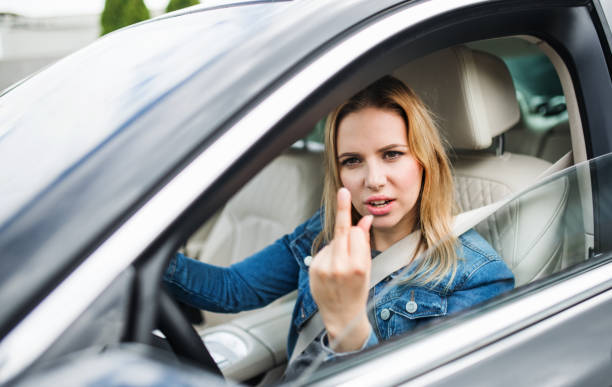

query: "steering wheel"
left=157, top=289, right=223, bottom=376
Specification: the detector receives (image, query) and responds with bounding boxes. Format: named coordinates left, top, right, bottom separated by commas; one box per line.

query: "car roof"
left=0, top=0, right=406, bottom=337
left=0, top=0, right=292, bottom=227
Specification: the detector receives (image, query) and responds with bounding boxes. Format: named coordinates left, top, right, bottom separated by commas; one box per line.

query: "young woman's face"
left=337, top=107, right=423, bottom=237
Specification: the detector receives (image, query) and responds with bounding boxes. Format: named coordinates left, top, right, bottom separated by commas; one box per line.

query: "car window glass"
left=298, top=153, right=611, bottom=383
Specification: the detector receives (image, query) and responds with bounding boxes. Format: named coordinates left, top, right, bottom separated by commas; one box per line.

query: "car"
left=1, top=0, right=611, bottom=385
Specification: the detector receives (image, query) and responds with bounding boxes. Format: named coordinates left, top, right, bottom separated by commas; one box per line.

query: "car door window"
left=300, top=152, right=612, bottom=385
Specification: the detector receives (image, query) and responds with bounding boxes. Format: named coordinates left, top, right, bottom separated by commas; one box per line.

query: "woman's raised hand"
left=309, top=188, right=373, bottom=352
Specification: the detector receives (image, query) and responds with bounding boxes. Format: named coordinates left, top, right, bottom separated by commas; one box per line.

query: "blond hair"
left=312, top=76, right=457, bottom=286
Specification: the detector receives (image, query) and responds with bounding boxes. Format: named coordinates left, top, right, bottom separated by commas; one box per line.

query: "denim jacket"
left=163, top=210, right=514, bottom=360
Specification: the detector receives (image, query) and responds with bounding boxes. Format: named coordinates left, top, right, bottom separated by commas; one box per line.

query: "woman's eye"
left=341, top=157, right=360, bottom=167
left=384, top=150, right=403, bottom=160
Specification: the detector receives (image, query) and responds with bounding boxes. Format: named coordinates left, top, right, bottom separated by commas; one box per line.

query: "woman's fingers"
left=350, top=215, right=373, bottom=270
left=356, top=215, right=373, bottom=240
left=349, top=227, right=371, bottom=273
left=334, top=187, right=352, bottom=236
left=332, top=187, right=352, bottom=256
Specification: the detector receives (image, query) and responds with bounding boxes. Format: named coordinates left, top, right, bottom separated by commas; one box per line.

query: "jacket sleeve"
left=162, top=221, right=308, bottom=313
left=283, top=328, right=378, bottom=380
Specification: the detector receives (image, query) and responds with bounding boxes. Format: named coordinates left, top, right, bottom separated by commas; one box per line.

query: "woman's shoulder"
left=457, top=228, right=500, bottom=262
left=451, top=228, right=514, bottom=291
left=284, top=209, right=323, bottom=243
left=303, top=208, right=324, bottom=234
left=283, top=209, right=323, bottom=267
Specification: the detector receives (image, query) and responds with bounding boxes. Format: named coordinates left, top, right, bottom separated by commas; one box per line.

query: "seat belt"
left=289, top=151, right=573, bottom=363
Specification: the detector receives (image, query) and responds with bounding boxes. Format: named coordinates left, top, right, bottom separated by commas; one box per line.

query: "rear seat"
left=505, top=120, right=571, bottom=163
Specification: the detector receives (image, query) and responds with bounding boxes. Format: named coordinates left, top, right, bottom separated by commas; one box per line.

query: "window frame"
left=299, top=2, right=612, bottom=385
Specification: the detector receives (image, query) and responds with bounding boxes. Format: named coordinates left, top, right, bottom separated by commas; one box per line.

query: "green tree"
left=100, top=0, right=151, bottom=36
left=166, top=0, right=200, bottom=13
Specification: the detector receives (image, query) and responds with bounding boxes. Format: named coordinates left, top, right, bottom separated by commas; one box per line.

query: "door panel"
left=408, top=287, right=612, bottom=386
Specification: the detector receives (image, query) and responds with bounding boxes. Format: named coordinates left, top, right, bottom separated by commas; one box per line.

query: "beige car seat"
left=506, top=120, right=572, bottom=163
left=394, top=46, right=569, bottom=286
left=184, top=146, right=324, bottom=326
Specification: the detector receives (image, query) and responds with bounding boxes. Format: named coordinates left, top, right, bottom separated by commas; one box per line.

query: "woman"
left=163, top=76, right=514, bottom=372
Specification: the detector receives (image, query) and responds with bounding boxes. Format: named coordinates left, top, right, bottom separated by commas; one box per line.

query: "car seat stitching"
left=517, top=178, right=570, bottom=266
left=527, top=239, right=563, bottom=283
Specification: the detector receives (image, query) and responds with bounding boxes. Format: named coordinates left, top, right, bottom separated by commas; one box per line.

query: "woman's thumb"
left=356, top=215, right=373, bottom=235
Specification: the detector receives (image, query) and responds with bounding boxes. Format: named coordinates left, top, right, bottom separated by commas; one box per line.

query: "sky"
left=0, top=0, right=169, bottom=18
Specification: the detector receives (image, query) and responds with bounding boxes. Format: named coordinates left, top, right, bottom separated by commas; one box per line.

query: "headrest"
left=393, top=46, right=520, bottom=150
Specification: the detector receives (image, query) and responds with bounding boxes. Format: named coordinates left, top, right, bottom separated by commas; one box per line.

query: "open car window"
left=169, top=34, right=589, bottom=384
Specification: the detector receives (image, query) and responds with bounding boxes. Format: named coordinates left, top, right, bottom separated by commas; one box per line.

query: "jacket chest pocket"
left=376, top=288, right=447, bottom=338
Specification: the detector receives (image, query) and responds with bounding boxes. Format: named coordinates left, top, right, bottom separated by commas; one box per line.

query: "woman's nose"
left=365, top=162, right=386, bottom=190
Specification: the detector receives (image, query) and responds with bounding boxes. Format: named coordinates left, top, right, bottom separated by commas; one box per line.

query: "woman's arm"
left=162, top=224, right=306, bottom=313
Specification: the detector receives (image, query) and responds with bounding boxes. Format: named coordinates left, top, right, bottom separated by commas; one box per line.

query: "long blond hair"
left=312, top=76, right=457, bottom=286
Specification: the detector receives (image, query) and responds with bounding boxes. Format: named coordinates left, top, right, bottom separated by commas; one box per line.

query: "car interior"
left=170, top=34, right=590, bottom=383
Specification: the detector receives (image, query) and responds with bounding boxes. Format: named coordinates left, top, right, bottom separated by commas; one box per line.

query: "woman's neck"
left=372, top=229, right=406, bottom=251
left=371, top=215, right=418, bottom=251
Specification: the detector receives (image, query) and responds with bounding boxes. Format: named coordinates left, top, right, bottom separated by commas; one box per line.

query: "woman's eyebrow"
left=378, top=144, right=409, bottom=152
left=337, top=152, right=359, bottom=159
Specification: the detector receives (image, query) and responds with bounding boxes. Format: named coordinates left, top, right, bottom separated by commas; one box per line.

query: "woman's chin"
left=371, top=217, right=400, bottom=231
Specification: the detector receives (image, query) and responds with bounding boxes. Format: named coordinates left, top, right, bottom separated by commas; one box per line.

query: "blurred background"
left=0, top=0, right=201, bottom=91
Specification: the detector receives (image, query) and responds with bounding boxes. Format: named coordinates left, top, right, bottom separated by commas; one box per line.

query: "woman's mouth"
left=365, top=198, right=395, bottom=215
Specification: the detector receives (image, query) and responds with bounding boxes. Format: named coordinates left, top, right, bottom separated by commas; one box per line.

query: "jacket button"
left=405, top=301, right=418, bottom=314
left=380, top=308, right=391, bottom=321
left=304, top=256, right=312, bottom=267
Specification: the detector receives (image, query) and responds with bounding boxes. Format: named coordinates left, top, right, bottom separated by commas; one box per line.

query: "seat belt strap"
left=290, top=151, right=573, bottom=363
left=453, top=150, right=574, bottom=237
